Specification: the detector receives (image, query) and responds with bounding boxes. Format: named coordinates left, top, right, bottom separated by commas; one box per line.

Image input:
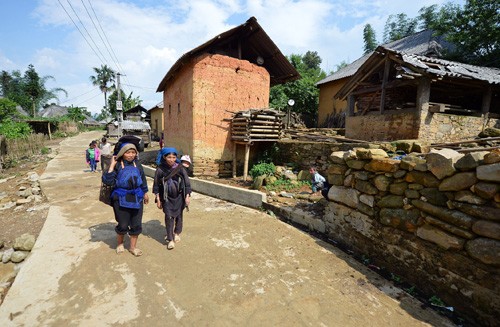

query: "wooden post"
left=416, top=77, right=431, bottom=117
left=379, top=57, right=391, bottom=113
left=243, top=143, right=250, bottom=181
left=47, top=122, right=52, bottom=140
left=347, top=95, right=355, bottom=116
left=232, top=142, right=237, bottom=178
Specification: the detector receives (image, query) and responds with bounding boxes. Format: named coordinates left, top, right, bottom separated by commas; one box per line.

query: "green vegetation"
left=0, top=120, right=32, bottom=139
left=249, top=162, right=276, bottom=179
left=264, top=178, right=310, bottom=193
left=429, top=295, right=446, bottom=307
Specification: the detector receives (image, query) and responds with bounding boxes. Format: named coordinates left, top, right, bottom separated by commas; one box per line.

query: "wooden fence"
left=0, top=134, right=46, bottom=170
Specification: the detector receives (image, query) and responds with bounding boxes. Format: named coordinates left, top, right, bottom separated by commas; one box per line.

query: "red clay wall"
left=191, top=54, right=270, bottom=175
left=162, top=53, right=270, bottom=176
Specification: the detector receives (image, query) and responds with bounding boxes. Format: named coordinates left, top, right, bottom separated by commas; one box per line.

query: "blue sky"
left=0, top=0, right=465, bottom=115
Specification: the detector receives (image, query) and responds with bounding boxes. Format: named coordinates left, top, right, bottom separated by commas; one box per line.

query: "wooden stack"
left=230, top=109, right=285, bottom=142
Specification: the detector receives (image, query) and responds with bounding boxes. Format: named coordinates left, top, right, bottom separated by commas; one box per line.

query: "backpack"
left=112, top=162, right=144, bottom=209
left=161, top=165, right=185, bottom=202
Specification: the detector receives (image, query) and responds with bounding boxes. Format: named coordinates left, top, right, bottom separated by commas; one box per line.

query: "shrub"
left=0, top=120, right=33, bottom=139
left=249, top=162, right=276, bottom=179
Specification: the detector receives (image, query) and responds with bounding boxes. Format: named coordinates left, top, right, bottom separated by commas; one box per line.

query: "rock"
left=380, top=208, right=420, bottom=232
left=455, top=151, right=489, bottom=171
left=416, top=225, right=465, bottom=250
left=13, top=233, right=35, bottom=251
left=483, top=149, right=500, bottom=164
left=27, top=172, right=40, bottom=182
left=400, top=155, right=427, bottom=171
left=343, top=174, right=354, bottom=187
left=393, top=170, right=406, bottom=178
left=454, top=191, right=487, bottom=205
left=389, top=182, right=408, bottom=195
left=448, top=201, right=500, bottom=221
left=279, top=191, right=294, bottom=198
left=359, top=194, right=375, bottom=207
left=252, top=175, right=265, bottom=190
left=283, top=170, right=297, bottom=181
left=405, top=171, right=440, bottom=188
left=466, top=238, right=500, bottom=265
left=329, top=151, right=346, bottom=164
left=471, top=182, right=499, bottom=199
left=16, top=198, right=32, bottom=205
left=377, top=195, right=404, bottom=208
left=393, top=140, right=413, bottom=154
left=419, top=188, right=449, bottom=206
left=353, top=171, right=371, bottom=181
left=355, top=148, right=388, bottom=160
left=354, top=180, right=378, bottom=195
left=2, top=248, right=14, bottom=263
left=0, top=240, right=3, bottom=249
left=328, top=174, right=344, bottom=186
left=265, top=176, right=277, bottom=185
left=0, top=201, right=16, bottom=210
left=327, top=164, right=348, bottom=175
left=373, top=175, right=391, bottom=191
left=405, top=189, right=420, bottom=199
left=0, top=262, right=17, bottom=284
left=412, top=200, right=475, bottom=229
left=439, top=172, right=478, bottom=191
left=296, top=170, right=311, bottom=181
left=423, top=215, right=474, bottom=239
left=476, top=163, right=500, bottom=183
left=478, top=127, right=500, bottom=137
left=472, top=220, right=500, bottom=240
left=10, top=251, right=28, bottom=263
left=426, top=148, right=463, bottom=179
left=364, top=158, right=399, bottom=173
left=345, top=159, right=366, bottom=170
left=327, top=186, right=359, bottom=208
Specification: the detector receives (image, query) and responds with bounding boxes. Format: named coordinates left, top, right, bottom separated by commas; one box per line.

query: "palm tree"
left=90, top=64, right=116, bottom=110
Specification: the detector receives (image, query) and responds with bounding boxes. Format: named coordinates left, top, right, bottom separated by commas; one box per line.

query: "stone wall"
left=345, top=111, right=420, bottom=141
left=418, top=108, right=499, bottom=143
left=277, top=142, right=500, bottom=326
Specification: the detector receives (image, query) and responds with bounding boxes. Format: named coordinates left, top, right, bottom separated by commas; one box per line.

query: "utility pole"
left=116, top=72, right=123, bottom=137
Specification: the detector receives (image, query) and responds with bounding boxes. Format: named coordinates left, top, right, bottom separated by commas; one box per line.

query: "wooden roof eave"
left=335, top=50, right=387, bottom=100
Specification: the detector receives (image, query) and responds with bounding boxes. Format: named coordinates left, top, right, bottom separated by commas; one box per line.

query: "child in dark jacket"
left=102, top=143, right=149, bottom=256
left=153, top=147, right=192, bottom=250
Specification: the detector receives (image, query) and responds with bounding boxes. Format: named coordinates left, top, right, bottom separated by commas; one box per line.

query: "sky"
left=0, top=0, right=466, bottom=116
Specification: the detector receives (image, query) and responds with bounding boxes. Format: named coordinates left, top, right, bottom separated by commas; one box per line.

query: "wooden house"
left=316, top=30, right=454, bottom=127
left=334, top=46, right=500, bottom=143
left=156, top=16, right=299, bottom=176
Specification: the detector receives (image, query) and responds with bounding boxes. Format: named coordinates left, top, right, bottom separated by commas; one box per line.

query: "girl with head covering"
left=102, top=142, right=149, bottom=256
left=153, top=147, right=192, bottom=250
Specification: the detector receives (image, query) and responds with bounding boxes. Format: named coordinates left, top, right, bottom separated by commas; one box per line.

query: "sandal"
left=129, top=248, right=143, bottom=257
left=116, top=244, right=125, bottom=254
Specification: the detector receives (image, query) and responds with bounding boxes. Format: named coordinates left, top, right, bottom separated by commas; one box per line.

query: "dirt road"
left=0, top=131, right=455, bottom=326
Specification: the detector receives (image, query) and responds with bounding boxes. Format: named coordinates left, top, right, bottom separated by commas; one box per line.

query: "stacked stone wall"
left=277, top=142, right=500, bottom=326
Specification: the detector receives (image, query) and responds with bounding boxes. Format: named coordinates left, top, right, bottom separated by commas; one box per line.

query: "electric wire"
left=65, top=0, right=109, bottom=66
left=60, top=86, right=100, bottom=104
left=57, top=0, right=106, bottom=65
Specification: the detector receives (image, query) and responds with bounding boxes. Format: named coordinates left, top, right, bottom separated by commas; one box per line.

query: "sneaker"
left=174, top=234, right=181, bottom=242
left=167, top=241, right=175, bottom=250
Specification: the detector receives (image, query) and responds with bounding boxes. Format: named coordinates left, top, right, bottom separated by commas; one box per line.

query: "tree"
left=363, top=24, right=377, bottom=54
left=0, top=98, right=19, bottom=121
left=2, top=65, right=67, bottom=117
left=90, top=64, right=116, bottom=110
left=107, top=89, right=142, bottom=117
left=383, top=13, right=418, bottom=43
left=334, top=60, right=349, bottom=72
left=428, top=0, right=500, bottom=67
left=269, top=52, right=327, bottom=126
left=65, top=106, right=88, bottom=122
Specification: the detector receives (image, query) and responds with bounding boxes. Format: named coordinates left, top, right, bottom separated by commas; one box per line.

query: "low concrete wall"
left=143, top=165, right=266, bottom=209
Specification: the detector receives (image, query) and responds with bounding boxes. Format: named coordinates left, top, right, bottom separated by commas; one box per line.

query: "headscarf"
left=116, top=143, right=137, bottom=160
left=156, top=147, right=178, bottom=165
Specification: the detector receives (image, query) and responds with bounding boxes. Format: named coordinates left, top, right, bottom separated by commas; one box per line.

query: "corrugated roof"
left=121, top=120, right=151, bottom=130
left=156, top=16, right=299, bottom=92
left=400, top=52, right=500, bottom=84
left=317, top=29, right=455, bottom=86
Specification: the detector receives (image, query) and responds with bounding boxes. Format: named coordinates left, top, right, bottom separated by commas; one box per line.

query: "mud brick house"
left=334, top=46, right=500, bottom=143
left=316, top=30, right=455, bottom=127
left=148, top=101, right=164, bottom=141
left=156, top=17, right=299, bottom=176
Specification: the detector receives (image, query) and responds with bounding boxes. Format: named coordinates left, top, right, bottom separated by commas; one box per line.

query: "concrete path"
left=0, top=131, right=455, bottom=326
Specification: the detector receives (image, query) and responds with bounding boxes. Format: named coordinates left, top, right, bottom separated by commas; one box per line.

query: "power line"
left=57, top=0, right=105, bottom=65
left=60, top=86, right=100, bottom=104
left=65, top=0, right=109, bottom=66
left=122, top=83, right=156, bottom=91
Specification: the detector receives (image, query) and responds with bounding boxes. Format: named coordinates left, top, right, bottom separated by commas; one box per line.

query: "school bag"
left=112, top=161, right=144, bottom=209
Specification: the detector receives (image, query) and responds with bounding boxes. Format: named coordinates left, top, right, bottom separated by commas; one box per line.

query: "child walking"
left=102, top=143, right=149, bottom=256
left=153, top=147, right=192, bottom=250
left=85, top=141, right=100, bottom=173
